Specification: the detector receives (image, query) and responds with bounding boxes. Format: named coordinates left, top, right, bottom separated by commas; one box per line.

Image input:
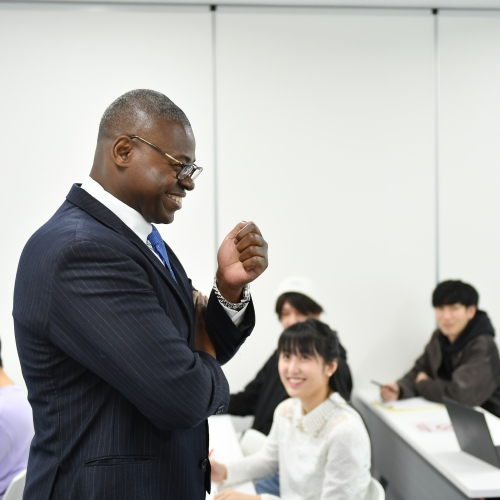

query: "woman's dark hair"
left=275, top=292, right=323, bottom=318
left=277, top=319, right=350, bottom=401
left=432, top=280, right=479, bottom=308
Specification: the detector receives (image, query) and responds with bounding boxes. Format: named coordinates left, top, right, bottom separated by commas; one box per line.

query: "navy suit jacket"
left=13, top=184, right=255, bottom=499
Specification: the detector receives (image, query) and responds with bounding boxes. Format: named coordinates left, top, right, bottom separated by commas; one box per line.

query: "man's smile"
left=165, top=193, right=184, bottom=207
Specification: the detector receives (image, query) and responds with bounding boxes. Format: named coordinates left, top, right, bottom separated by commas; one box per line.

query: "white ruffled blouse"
left=224, top=392, right=371, bottom=500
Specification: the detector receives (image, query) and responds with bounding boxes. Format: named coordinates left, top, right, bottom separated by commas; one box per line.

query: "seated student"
left=229, top=278, right=353, bottom=496
left=381, top=280, right=500, bottom=416
left=211, top=319, right=371, bottom=500
left=0, top=338, right=34, bottom=500
left=229, top=277, right=353, bottom=437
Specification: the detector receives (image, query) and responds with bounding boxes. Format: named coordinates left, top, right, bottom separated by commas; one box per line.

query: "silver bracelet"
left=213, top=276, right=250, bottom=311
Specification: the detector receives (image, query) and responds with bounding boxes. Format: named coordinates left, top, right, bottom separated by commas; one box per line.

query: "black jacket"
left=229, top=340, right=352, bottom=435
left=13, top=185, right=255, bottom=499
left=397, top=311, right=500, bottom=417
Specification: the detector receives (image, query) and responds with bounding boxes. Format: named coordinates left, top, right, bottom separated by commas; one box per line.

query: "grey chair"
left=3, top=470, right=26, bottom=500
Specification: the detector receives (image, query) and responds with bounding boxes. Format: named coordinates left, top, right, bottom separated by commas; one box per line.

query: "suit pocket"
left=72, top=456, right=157, bottom=499
left=85, top=455, right=155, bottom=466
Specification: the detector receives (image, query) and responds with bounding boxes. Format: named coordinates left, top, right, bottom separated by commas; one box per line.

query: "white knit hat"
left=274, top=276, right=322, bottom=308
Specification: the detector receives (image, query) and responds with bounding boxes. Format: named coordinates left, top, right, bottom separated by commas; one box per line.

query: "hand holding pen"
left=371, top=380, right=400, bottom=402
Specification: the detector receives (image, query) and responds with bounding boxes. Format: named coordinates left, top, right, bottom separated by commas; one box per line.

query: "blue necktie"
left=147, top=225, right=177, bottom=282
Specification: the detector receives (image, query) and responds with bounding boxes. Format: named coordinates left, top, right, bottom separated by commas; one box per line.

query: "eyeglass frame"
left=129, top=135, right=202, bottom=181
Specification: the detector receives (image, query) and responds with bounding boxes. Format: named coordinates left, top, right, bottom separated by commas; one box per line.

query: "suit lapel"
left=66, top=184, right=193, bottom=323
left=165, top=244, right=194, bottom=305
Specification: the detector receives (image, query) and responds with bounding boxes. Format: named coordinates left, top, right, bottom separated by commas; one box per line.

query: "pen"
left=371, top=380, right=398, bottom=393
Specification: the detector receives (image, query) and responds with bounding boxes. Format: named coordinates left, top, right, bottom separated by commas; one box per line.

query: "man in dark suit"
left=13, top=89, right=268, bottom=499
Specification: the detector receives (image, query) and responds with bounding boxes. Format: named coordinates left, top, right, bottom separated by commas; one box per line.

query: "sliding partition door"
left=439, top=11, right=500, bottom=336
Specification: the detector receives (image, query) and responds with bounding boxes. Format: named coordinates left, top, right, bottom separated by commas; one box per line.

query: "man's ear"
left=112, top=136, right=134, bottom=167
left=467, top=305, right=477, bottom=320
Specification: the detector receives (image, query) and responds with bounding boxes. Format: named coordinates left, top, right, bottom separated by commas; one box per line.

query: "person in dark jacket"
left=229, top=278, right=352, bottom=434
left=228, top=277, right=353, bottom=496
left=381, top=280, right=500, bottom=417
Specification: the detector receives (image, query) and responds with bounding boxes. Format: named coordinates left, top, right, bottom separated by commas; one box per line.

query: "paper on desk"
left=373, top=397, right=444, bottom=412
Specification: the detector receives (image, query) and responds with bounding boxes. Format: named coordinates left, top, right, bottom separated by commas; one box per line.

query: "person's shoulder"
left=0, top=385, right=34, bottom=447
left=0, top=386, right=33, bottom=430
left=25, top=196, right=93, bottom=250
left=467, top=334, right=498, bottom=352
left=422, top=330, right=442, bottom=351
left=27, top=194, right=123, bottom=258
left=428, top=329, right=441, bottom=341
left=274, top=396, right=296, bottom=419
left=326, top=394, right=367, bottom=435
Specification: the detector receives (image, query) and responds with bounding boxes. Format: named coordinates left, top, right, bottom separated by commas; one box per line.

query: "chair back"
left=368, top=476, right=385, bottom=500
left=3, top=470, right=27, bottom=500
left=239, top=428, right=267, bottom=456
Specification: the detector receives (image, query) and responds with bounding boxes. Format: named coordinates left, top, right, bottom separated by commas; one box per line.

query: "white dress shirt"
left=80, top=176, right=247, bottom=325
left=224, top=392, right=372, bottom=500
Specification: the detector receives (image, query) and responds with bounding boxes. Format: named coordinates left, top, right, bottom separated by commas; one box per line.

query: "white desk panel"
left=355, top=389, right=500, bottom=498
left=207, top=415, right=257, bottom=497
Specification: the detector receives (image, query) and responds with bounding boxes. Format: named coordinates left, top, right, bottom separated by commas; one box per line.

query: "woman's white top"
left=224, top=392, right=371, bottom=500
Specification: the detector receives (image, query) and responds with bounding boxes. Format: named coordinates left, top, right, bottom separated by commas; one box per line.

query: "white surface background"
left=0, top=3, right=499, bottom=398
left=438, top=10, right=500, bottom=333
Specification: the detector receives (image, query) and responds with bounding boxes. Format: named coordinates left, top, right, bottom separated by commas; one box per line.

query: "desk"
left=206, top=414, right=256, bottom=499
left=353, top=390, right=500, bottom=499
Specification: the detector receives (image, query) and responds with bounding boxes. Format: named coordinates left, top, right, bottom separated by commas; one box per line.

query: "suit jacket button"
left=216, top=405, right=225, bottom=415
left=200, top=459, right=208, bottom=470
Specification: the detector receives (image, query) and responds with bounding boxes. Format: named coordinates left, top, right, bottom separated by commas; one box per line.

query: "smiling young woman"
left=210, top=319, right=371, bottom=500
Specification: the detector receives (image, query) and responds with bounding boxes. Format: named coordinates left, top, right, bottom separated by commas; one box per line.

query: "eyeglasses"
left=129, top=135, right=203, bottom=181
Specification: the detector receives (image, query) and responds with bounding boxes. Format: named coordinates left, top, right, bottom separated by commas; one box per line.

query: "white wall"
left=215, top=7, right=437, bottom=391
left=438, top=10, right=500, bottom=341
left=0, top=2, right=216, bottom=389
left=1, top=3, right=499, bottom=398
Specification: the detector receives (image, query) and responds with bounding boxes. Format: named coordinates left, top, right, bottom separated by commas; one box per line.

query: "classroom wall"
left=0, top=3, right=217, bottom=390
left=1, top=3, right=499, bottom=396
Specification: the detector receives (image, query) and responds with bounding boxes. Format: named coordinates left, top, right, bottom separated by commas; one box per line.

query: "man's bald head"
left=98, top=89, right=191, bottom=140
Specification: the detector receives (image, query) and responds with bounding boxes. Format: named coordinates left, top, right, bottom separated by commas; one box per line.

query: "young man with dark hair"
left=381, top=280, right=500, bottom=417
left=0, top=339, right=34, bottom=499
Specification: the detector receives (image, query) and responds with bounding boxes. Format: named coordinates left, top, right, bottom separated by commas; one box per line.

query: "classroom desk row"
left=354, top=390, right=500, bottom=499
left=208, top=392, right=500, bottom=499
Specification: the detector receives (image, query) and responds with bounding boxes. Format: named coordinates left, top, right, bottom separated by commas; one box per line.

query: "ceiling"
left=6, top=0, right=500, bottom=9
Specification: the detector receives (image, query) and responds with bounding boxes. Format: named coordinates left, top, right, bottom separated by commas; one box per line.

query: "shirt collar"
left=292, top=392, right=350, bottom=436
left=80, top=176, right=152, bottom=244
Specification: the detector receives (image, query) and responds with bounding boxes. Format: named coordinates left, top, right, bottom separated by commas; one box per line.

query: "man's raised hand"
left=216, top=222, right=268, bottom=303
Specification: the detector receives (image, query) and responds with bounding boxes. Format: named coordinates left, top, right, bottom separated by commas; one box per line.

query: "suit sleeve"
left=49, top=239, right=235, bottom=432
left=416, top=337, right=500, bottom=405
left=205, top=290, right=255, bottom=366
